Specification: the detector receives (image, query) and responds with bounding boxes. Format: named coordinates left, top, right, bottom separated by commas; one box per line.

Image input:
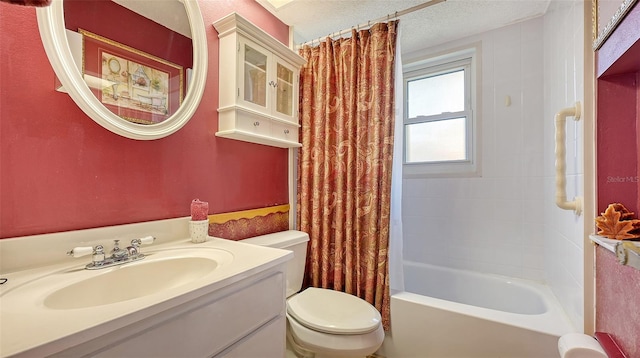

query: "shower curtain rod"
left=296, top=0, right=446, bottom=48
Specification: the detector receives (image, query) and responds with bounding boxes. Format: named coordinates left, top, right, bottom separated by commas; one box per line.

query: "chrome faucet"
left=67, top=236, right=155, bottom=270
left=110, top=240, right=128, bottom=261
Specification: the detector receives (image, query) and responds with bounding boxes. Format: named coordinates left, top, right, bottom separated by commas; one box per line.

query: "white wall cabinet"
left=213, top=13, right=306, bottom=148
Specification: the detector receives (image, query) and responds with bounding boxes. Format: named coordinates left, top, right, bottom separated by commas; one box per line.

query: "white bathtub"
left=381, top=261, right=575, bottom=358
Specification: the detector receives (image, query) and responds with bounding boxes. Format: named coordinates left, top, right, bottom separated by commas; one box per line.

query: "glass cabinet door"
left=239, top=38, right=298, bottom=123
left=242, top=41, right=268, bottom=108
left=275, top=61, right=295, bottom=118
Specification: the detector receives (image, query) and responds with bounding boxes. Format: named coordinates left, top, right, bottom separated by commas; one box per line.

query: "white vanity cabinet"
left=213, top=13, right=306, bottom=148
left=49, top=268, right=287, bottom=358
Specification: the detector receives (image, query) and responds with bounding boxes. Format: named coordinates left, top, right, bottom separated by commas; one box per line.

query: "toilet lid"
left=287, top=287, right=381, bottom=335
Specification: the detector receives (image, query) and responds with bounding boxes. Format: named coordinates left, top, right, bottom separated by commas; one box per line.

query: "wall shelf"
left=591, top=235, right=640, bottom=271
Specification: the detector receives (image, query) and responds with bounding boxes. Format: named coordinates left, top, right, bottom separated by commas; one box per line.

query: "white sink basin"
left=44, top=255, right=220, bottom=309
left=2, top=247, right=234, bottom=310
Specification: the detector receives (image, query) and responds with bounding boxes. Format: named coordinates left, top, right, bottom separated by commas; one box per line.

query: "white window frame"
left=402, top=45, right=481, bottom=178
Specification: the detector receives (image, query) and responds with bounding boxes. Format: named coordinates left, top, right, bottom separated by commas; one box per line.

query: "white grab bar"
left=554, top=102, right=582, bottom=215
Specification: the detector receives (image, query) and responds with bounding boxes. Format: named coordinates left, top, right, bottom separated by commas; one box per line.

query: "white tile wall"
left=542, top=0, right=585, bottom=331
left=402, top=16, right=547, bottom=281
left=401, top=0, right=585, bottom=331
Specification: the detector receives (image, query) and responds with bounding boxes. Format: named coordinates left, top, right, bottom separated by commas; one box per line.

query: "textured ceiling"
left=257, top=0, right=551, bottom=54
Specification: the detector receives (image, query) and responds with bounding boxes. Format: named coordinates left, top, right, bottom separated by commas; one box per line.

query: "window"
left=403, top=46, right=480, bottom=177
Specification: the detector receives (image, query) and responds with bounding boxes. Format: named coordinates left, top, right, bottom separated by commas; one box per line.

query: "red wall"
left=595, top=246, right=640, bottom=357
left=596, top=74, right=639, bottom=214
left=596, top=3, right=640, bottom=216
left=0, top=1, right=291, bottom=239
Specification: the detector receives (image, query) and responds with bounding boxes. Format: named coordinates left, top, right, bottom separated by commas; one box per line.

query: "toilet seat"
left=286, top=311, right=385, bottom=357
left=287, top=287, right=381, bottom=334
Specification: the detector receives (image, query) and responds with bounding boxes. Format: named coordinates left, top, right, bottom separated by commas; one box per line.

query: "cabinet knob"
left=253, top=121, right=260, bottom=126
left=284, top=129, right=290, bottom=134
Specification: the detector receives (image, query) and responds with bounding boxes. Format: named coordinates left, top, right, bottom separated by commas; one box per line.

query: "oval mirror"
left=36, top=0, right=207, bottom=140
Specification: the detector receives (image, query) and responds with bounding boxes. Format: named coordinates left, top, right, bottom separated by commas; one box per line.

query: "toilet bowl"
left=558, top=333, right=607, bottom=358
left=242, top=231, right=384, bottom=358
left=286, top=287, right=385, bottom=357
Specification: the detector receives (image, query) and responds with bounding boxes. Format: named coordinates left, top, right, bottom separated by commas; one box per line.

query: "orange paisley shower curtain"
left=297, top=21, right=397, bottom=330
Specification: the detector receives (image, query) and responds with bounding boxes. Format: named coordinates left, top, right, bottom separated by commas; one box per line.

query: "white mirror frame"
left=36, top=0, right=208, bottom=140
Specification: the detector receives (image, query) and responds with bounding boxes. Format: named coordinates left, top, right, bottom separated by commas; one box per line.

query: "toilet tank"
left=242, top=230, right=309, bottom=298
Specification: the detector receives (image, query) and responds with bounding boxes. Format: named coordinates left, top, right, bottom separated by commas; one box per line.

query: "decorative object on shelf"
left=189, top=199, right=209, bottom=243
left=595, top=203, right=640, bottom=240
left=212, top=13, right=306, bottom=148
left=189, top=219, right=209, bottom=243
left=190, top=198, right=209, bottom=221
left=79, top=29, right=183, bottom=125
left=209, top=204, right=289, bottom=240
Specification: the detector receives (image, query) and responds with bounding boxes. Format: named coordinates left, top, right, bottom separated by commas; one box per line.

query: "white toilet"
left=243, top=230, right=384, bottom=358
left=558, top=333, right=608, bottom=358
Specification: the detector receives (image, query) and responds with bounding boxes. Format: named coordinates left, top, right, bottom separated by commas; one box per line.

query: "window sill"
left=403, top=162, right=480, bottom=178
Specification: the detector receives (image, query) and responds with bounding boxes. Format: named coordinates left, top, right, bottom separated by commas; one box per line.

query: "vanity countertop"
left=0, top=236, right=291, bottom=357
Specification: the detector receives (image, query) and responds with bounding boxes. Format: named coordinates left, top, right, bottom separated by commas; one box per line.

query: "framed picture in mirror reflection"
left=79, top=29, right=184, bottom=125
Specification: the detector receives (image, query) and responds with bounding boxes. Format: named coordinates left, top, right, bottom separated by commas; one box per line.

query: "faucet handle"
left=131, top=236, right=155, bottom=246
left=111, top=240, right=128, bottom=260
left=67, top=246, right=94, bottom=258
left=92, top=245, right=106, bottom=265
left=68, top=245, right=106, bottom=267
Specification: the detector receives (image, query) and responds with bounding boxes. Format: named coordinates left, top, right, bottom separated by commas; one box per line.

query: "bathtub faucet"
left=67, top=236, right=155, bottom=270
